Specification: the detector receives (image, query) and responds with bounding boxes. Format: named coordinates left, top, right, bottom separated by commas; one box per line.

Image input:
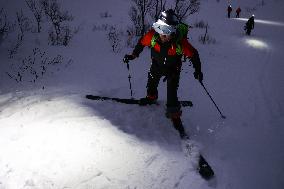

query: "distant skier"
left=123, top=9, right=204, bottom=138
left=244, top=15, right=255, bottom=35
left=236, top=7, right=241, bottom=18
left=227, top=5, right=232, bottom=18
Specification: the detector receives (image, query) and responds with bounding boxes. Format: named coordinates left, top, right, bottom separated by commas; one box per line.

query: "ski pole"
left=199, top=81, right=226, bottom=119
left=126, top=62, right=134, bottom=98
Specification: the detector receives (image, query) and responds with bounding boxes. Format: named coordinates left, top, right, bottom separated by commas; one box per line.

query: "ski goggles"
left=152, top=19, right=176, bottom=35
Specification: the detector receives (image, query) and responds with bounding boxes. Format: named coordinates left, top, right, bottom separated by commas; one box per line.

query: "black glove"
left=123, top=54, right=135, bottom=63
left=194, top=71, right=203, bottom=82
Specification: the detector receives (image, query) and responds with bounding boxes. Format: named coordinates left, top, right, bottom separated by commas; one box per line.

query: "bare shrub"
left=8, top=10, right=31, bottom=58
left=48, top=24, right=72, bottom=46
left=16, top=10, right=31, bottom=40
left=0, top=8, right=9, bottom=43
left=8, top=35, right=23, bottom=58
left=174, top=0, right=200, bottom=22
left=149, top=0, right=166, bottom=21
left=100, top=11, right=112, bottom=18
left=126, top=27, right=138, bottom=48
left=193, top=20, right=208, bottom=29
left=41, top=0, right=73, bottom=46
left=6, top=47, right=72, bottom=83
left=198, top=23, right=216, bottom=44
left=129, top=0, right=153, bottom=36
left=108, top=26, right=123, bottom=53
left=25, top=0, right=44, bottom=33
left=198, top=34, right=216, bottom=44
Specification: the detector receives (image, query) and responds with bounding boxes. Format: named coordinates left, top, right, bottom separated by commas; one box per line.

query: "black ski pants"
left=146, top=62, right=181, bottom=114
left=245, top=26, right=252, bottom=35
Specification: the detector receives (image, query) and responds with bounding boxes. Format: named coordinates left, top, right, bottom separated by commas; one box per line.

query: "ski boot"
left=139, top=95, right=157, bottom=106
left=171, top=115, right=189, bottom=140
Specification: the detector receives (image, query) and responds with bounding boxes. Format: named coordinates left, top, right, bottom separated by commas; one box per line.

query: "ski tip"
left=86, top=95, right=100, bottom=100
left=199, top=169, right=215, bottom=181
left=199, top=155, right=215, bottom=180
left=86, top=95, right=94, bottom=99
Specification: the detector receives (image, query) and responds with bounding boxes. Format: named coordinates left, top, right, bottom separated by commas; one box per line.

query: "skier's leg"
left=245, top=27, right=249, bottom=35
left=140, top=63, right=161, bottom=105
left=247, top=28, right=251, bottom=35
left=166, top=71, right=187, bottom=138
left=147, top=73, right=160, bottom=98
left=167, top=71, right=181, bottom=114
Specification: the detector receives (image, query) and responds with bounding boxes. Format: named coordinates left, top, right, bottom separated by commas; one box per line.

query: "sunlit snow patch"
left=0, top=93, right=197, bottom=188
left=245, top=38, right=269, bottom=49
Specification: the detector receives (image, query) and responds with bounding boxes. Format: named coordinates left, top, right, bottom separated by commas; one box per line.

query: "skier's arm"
left=191, top=51, right=203, bottom=82
left=182, top=39, right=203, bottom=81
left=191, top=50, right=202, bottom=73
left=181, top=38, right=201, bottom=69
left=132, top=38, right=145, bottom=58
left=123, top=39, right=145, bottom=63
left=123, top=30, right=155, bottom=63
left=132, top=29, right=155, bottom=57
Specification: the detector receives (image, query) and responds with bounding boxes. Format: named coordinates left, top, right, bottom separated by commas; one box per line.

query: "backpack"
left=151, top=22, right=189, bottom=55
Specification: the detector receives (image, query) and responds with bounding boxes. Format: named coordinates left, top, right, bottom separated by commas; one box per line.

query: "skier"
left=236, top=7, right=241, bottom=18
left=244, top=15, right=255, bottom=35
left=227, top=5, right=232, bottom=18
left=123, top=9, right=204, bottom=139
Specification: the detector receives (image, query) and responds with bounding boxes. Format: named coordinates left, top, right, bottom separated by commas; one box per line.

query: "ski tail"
left=86, top=95, right=140, bottom=104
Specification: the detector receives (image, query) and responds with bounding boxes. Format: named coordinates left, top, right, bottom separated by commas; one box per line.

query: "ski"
left=174, top=118, right=214, bottom=180
left=198, top=154, right=215, bottom=180
left=86, top=95, right=193, bottom=107
left=181, top=137, right=215, bottom=180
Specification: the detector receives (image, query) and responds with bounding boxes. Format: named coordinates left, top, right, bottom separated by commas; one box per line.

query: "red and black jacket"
left=132, top=29, right=201, bottom=72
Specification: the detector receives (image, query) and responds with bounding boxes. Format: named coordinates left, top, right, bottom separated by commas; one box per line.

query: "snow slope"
left=0, top=0, right=284, bottom=188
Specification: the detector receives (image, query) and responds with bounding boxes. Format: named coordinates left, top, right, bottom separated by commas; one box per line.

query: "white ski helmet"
left=152, top=9, right=178, bottom=35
